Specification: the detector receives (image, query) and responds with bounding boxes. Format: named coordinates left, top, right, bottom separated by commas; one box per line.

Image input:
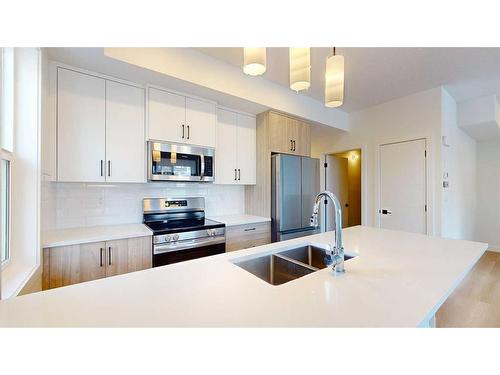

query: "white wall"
left=475, top=139, right=500, bottom=250
left=441, top=89, right=477, bottom=240
left=41, top=182, right=245, bottom=231
left=312, top=87, right=443, bottom=235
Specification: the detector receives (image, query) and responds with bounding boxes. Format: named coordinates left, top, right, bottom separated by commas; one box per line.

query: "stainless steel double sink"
left=232, top=245, right=356, bottom=285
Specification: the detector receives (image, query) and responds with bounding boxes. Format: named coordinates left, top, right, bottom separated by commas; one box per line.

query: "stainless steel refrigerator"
left=271, top=154, right=321, bottom=242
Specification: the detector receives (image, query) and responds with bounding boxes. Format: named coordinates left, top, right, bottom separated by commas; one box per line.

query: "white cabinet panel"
left=57, top=68, right=106, bottom=182
left=215, top=109, right=256, bottom=185
left=106, top=81, right=146, bottom=183
left=185, top=97, right=216, bottom=148
left=236, top=113, right=256, bottom=185
left=148, top=87, right=185, bottom=143
left=215, top=109, right=238, bottom=184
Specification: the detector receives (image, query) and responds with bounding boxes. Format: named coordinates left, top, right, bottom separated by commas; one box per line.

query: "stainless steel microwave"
left=147, top=141, right=215, bottom=182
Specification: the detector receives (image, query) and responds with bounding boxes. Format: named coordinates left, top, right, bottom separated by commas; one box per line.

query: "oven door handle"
left=154, top=236, right=225, bottom=254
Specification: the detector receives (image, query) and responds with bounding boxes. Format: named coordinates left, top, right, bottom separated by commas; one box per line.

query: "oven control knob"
left=172, top=234, right=179, bottom=241
left=165, top=235, right=172, bottom=242
left=207, top=229, right=216, bottom=236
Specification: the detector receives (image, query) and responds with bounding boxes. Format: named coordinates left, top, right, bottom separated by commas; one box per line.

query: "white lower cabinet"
left=56, top=66, right=145, bottom=183
left=215, top=109, right=256, bottom=185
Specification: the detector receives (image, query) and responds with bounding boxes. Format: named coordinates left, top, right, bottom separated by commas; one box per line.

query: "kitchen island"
left=0, top=226, right=487, bottom=327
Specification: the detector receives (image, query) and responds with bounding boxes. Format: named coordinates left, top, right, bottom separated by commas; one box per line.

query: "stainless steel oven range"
left=143, top=197, right=225, bottom=267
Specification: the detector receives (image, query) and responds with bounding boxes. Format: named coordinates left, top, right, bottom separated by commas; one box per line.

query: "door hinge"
left=324, top=162, right=328, bottom=168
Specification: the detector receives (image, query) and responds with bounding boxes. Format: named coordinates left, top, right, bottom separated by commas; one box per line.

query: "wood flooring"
left=436, top=251, right=500, bottom=328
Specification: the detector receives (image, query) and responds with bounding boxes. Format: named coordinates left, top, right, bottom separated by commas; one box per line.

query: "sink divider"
left=269, top=253, right=320, bottom=285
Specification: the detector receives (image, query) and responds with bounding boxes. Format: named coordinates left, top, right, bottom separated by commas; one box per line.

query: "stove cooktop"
left=144, top=218, right=225, bottom=235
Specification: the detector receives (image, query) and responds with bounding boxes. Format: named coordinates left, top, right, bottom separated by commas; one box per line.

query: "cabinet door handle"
left=293, top=140, right=296, bottom=151
left=238, top=168, right=241, bottom=181
left=100, top=160, right=104, bottom=176
left=107, top=160, right=111, bottom=177
left=100, top=248, right=103, bottom=267
left=290, top=140, right=293, bottom=151
left=244, top=227, right=256, bottom=232
left=234, top=169, right=237, bottom=181
left=182, top=124, right=185, bottom=139
left=187, top=125, right=190, bottom=139
left=108, top=246, right=112, bottom=266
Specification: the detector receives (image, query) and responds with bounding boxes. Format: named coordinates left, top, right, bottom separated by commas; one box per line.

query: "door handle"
left=293, top=140, right=296, bottom=151
left=108, top=246, right=112, bottom=266
left=238, top=168, right=241, bottom=181
left=234, top=169, right=237, bottom=181
left=290, top=140, right=293, bottom=151
left=182, top=124, right=185, bottom=139
left=187, top=125, right=190, bottom=139
left=100, top=248, right=103, bottom=267
left=379, top=209, right=392, bottom=215
left=100, top=160, right=104, bottom=177
left=107, top=160, right=111, bottom=177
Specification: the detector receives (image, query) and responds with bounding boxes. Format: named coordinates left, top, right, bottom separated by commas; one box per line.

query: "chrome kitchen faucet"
left=310, top=190, right=345, bottom=274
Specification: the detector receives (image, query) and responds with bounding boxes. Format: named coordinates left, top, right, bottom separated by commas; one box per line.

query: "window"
left=1, top=47, right=14, bottom=265
left=1, top=158, right=10, bottom=264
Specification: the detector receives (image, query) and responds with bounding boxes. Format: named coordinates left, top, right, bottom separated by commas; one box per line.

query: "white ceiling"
left=197, top=47, right=500, bottom=113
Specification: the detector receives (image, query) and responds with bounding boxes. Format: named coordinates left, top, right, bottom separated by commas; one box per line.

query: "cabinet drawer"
left=225, top=222, right=271, bottom=252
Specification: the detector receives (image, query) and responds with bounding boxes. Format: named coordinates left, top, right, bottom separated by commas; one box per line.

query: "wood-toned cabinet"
left=215, top=108, right=256, bottom=185
left=245, top=110, right=312, bottom=218
left=43, top=236, right=152, bottom=290
left=148, top=87, right=216, bottom=148
left=105, top=237, right=152, bottom=277
left=57, top=67, right=145, bottom=183
left=226, top=222, right=271, bottom=252
left=268, top=111, right=310, bottom=157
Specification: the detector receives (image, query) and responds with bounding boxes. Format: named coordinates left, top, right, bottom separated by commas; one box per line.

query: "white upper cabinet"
left=148, top=87, right=185, bottom=143
left=57, top=66, right=146, bottom=183
left=215, top=109, right=238, bottom=184
left=215, top=109, right=256, bottom=185
left=57, top=68, right=106, bottom=182
left=236, top=113, right=256, bottom=185
left=105, top=81, right=145, bottom=183
left=148, top=87, right=216, bottom=148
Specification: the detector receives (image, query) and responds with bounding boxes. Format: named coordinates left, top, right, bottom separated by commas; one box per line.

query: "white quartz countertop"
left=42, top=224, right=153, bottom=248
left=208, top=214, right=270, bottom=227
left=1, top=226, right=486, bottom=327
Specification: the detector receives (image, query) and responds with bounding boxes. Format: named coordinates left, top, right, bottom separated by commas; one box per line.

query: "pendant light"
left=325, top=47, right=344, bottom=107
left=289, top=47, right=311, bottom=92
left=243, top=48, right=267, bottom=76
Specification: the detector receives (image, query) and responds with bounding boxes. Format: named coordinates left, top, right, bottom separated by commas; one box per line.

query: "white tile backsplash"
left=41, top=181, right=246, bottom=231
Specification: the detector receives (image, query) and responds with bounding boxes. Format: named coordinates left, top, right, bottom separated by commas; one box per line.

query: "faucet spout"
left=310, top=190, right=345, bottom=273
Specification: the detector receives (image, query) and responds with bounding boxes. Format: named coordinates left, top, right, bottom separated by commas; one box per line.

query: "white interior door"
left=325, top=155, right=349, bottom=230
left=215, top=109, right=238, bottom=184
left=236, top=113, right=256, bottom=184
left=105, top=81, right=145, bottom=183
left=185, top=97, right=216, bottom=148
left=379, top=139, right=427, bottom=234
left=148, top=88, right=185, bottom=143
left=57, top=68, right=106, bottom=182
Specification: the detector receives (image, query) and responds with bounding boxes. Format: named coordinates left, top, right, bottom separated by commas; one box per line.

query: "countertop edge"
left=208, top=214, right=271, bottom=227
left=42, top=224, right=153, bottom=248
